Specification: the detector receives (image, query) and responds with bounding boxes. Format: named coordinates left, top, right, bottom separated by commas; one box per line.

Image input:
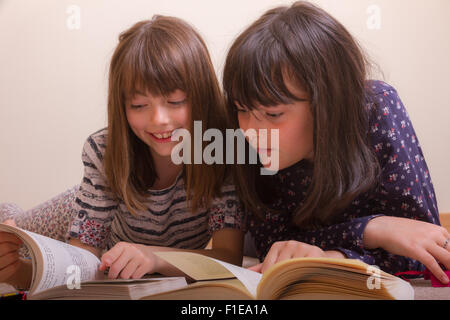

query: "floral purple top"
left=247, top=80, right=440, bottom=275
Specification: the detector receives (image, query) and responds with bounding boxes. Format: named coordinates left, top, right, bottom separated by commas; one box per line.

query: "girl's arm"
left=252, top=82, right=446, bottom=276
left=363, top=216, right=450, bottom=284
left=68, top=130, right=118, bottom=250
left=99, top=186, right=247, bottom=279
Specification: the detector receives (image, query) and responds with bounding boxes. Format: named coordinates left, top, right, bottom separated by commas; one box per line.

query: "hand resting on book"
left=0, top=220, right=32, bottom=290
left=248, top=240, right=345, bottom=274
left=364, top=216, right=450, bottom=284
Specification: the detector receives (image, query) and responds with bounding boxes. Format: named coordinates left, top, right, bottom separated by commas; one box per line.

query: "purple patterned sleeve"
left=340, top=81, right=440, bottom=273
left=367, top=81, right=439, bottom=224
left=286, top=81, right=439, bottom=274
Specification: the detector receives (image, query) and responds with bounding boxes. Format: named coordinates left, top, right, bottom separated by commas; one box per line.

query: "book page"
left=0, top=225, right=102, bottom=295
left=154, top=252, right=262, bottom=298
left=26, top=230, right=103, bottom=294
left=211, top=258, right=262, bottom=298
left=154, top=252, right=234, bottom=281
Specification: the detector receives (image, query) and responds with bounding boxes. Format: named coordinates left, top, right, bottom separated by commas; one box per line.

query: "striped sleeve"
left=68, top=129, right=119, bottom=249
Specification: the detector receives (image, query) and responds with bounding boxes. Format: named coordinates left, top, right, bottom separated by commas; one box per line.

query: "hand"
left=364, top=216, right=450, bottom=284
left=0, top=220, right=24, bottom=284
left=248, top=240, right=345, bottom=274
left=99, top=242, right=161, bottom=279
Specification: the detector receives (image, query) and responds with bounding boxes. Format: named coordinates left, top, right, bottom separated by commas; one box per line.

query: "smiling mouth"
left=147, top=129, right=178, bottom=142
left=152, top=132, right=174, bottom=139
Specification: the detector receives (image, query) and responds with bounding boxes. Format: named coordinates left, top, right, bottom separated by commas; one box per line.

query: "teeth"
left=154, top=132, right=173, bottom=139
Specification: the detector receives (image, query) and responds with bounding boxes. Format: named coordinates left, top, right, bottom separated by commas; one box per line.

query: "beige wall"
left=1, top=0, right=449, bottom=212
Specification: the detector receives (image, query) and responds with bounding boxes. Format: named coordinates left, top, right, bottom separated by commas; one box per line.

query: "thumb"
left=248, top=263, right=263, bottom=273
left=2, top=219, right=17, bottom=227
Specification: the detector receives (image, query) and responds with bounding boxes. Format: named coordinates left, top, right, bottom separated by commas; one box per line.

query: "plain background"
left=0, top=0, right=449, bottom=213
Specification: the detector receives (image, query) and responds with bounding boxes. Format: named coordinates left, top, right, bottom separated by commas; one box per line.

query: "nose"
left=151, top=105, right=170, bottom=125
left=238, top=110, right=267, bottom=147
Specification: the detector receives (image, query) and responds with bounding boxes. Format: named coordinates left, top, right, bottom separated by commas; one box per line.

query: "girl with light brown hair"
left=0, top=15, right=244, bottom=289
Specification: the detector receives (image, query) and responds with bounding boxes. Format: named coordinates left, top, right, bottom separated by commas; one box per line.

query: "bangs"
left=119, top=29, right=187, bottom=101
left=225, top=31, right=306, bottom=111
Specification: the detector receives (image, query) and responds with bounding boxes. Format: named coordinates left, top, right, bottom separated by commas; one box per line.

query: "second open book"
left=0, top=224, right=414, bottom=300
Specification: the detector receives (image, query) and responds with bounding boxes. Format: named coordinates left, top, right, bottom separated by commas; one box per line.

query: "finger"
left=428, top=242, right=450, bottom=272
left=119, top=258, right=140, bottom=280
left=0, top=259, right=21, bottom=282
left=248, top=263, right=262, bottom=273
left=277, top=242, right=298, bottom=262
left=304, top=247, right=325, bottom=258
left=0, top=242, right=21, bottom=256
left=107, top=249, right=134, bottom=279
left=417, top=250, right=449, bottom=284
left=0, top=251, right=20, bottom=269
left=100, top=244, right=125, bottom=271
left=131, top=262, right=152, bottom=279
left=2, top=219, right=17, bottom=227
left=0, top=232, right=22, bottom=245
left=261, top=244, right=282, bottom=274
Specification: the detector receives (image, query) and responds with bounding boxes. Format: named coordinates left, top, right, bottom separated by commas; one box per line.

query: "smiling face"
left=236, top=79, right=314, bottom=171
left=125, top=89, right=191, bottom=161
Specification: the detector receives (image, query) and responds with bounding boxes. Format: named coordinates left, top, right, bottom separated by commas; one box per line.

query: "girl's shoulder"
left=85, top=127, right=108, bottom=149
left=364, top=80, right=407, bottom=122
left=81, top=127, right=108, bottom=169
left=365, top=80, right=398, bottom=99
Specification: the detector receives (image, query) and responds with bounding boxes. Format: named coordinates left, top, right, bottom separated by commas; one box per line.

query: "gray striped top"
left=68, top=128, right=244, bottom=250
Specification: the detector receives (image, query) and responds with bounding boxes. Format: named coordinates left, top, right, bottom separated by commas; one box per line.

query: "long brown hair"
left=223, top=1, right=381, bottom=227
left=105, top=16, right=229, bottom=215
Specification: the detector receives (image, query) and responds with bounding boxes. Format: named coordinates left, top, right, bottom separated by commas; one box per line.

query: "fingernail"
left=441, top=275, right=449, bottom=284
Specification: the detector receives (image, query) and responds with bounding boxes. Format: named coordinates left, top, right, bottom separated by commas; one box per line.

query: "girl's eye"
left=236, top=108, right=247, bottom=113
left=130, top=104, right=145, bottom=109
left=266, top=112, right=283, bottom=118
left=168, top=99, right=187, bottom=105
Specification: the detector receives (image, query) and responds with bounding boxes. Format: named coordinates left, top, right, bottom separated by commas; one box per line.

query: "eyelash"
left=168, top=99, right=187, bottom=106
left=266, top=113, right=283, bottom=118
left=130, top=99, right=186, bottom=109
left=237, top=109, right=283, bottom=118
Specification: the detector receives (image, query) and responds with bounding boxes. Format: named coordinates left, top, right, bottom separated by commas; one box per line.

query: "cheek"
left=281, top=121, right=313, bottom=157
left=237, top=113, right=249, bottom=131
left=174, top=105, right=191, bottom=128
left=126, top=110, right=147, bottom=131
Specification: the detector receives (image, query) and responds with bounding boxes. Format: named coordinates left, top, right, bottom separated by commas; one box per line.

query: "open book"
left=0, top=224, right=414, bottom=300
left=0, top=224, right=187, bottom=300
left=146, top=251, right=415, bottom=300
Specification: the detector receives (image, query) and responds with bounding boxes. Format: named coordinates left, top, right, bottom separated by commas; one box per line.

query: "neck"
left=151, top=152, right=183, bottom=190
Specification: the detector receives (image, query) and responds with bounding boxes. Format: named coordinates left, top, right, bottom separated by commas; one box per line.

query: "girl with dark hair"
left=223, top=1, right=449, bottom=283
left=0, top=16, right=245, bottom=290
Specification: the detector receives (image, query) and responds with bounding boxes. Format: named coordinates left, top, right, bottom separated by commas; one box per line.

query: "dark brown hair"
left=223, top=1, right=381, bottom=227
left=104, top=16, right=229, bottom=215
